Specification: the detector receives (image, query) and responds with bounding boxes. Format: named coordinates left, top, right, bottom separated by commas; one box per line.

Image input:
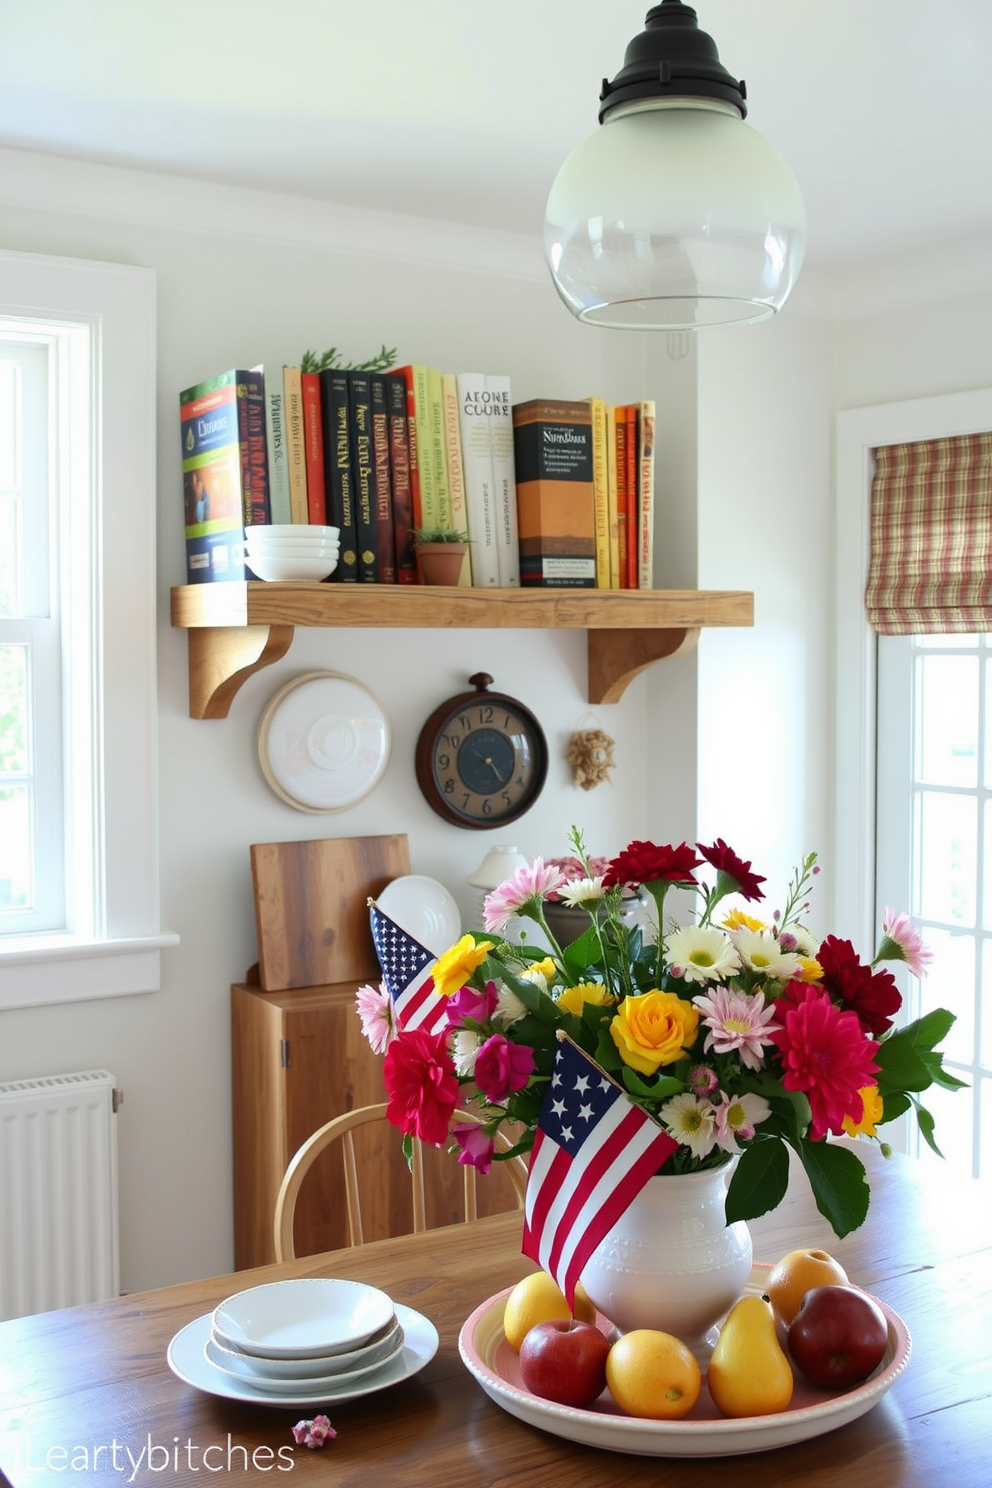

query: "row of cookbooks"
left=179, top=364, right=655, bottom=588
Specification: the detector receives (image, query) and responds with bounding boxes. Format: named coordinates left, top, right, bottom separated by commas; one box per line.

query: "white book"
left=485, top=373, right=520, bottom=587
left=254, top=366, right=292, bottom=525
left=456, top=372, right=500, bottom=587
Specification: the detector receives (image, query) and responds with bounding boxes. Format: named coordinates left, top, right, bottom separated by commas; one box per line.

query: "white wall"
left=0, top=148, right=837, bottom=1293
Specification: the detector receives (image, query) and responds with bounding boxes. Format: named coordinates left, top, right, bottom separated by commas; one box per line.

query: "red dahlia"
left=816, top=934, right=902, bottom=1036
left=602, top=840, right=701, bottom=891
left=771, top=983, right=879, bottom=1140
left=696, top=838, right=766, bottom=902
left=382, top=1028, right=459, bottom=1147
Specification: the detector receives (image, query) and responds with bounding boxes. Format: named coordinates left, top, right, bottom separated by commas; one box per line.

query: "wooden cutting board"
left=250, top=834, right=411, bottom=990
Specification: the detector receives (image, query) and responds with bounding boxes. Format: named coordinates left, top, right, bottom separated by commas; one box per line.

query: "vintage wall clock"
left=415, top=673, right=548, bottom=829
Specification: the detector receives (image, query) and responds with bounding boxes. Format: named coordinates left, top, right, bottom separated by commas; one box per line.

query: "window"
left=0, top=250, right=175, bottom=1011
left=876, top=633, right=990, bottom=1178
left=835, top=389, right=992, bottom=1176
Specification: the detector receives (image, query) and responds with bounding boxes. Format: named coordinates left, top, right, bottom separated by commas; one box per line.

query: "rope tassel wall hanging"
left=566, top=727, right=616, bottom=791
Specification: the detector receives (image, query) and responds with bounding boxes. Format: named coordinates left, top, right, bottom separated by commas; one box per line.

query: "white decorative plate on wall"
left=257, top=671, right=391, bottom=813
left=377, top=875, right=462, bottom=955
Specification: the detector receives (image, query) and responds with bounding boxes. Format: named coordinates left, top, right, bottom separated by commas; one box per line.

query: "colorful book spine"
left=441, top=372, right=471, bottom=585
left=606, top=403, right=620, bottom=588
left=320, top=369, right=358, bottom=581
left=624, top=404, right=638, bottom=590
left=409, top=365, right=437, bottom=532
left=348, top=370, right=377, bottom=583
left=282, top=366, right=308, bottom=523
left=637, top=398, right=656, bottom=589
left=259, top=367, right=291, bottom=525
left=370, top=374, right=396, bottom=584
left=426, top=367, right=452, bottom=531
left=301, top=371, right=326, bottom=525
left=585, top=397, right=611, bottom=589
left=486, top=373, right=520, bottom=587
left=179, top=369, right=267, bottom=583
left=456, top=372, right=500, bottom=588
left=614, top=406, right=630, bottom=589
left=511, top=398, right=596, bottom=588
left=386, top=373, right=416, bottom=584
left=391, top=365, right=424, bottom=538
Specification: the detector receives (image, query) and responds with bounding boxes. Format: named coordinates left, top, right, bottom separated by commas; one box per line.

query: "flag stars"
left=551, top=1098, right=567, bottom=1118
left=574, top=1075, right=591, bottom=1094
left=577, top=1103, right=594, bottom=1121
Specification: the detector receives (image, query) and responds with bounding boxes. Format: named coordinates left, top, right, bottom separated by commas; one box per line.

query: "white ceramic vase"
left=579, top=1165, right=752, bottom=1361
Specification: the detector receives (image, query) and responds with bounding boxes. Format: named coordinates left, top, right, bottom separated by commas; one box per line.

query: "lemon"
left=605, top=1329, right=702, bottom=1420
left=502, top=1272, right=596, bottom=1351
left=764, top=1247, right=849, bottom=1326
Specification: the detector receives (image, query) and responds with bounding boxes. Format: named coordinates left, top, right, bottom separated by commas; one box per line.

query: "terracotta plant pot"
left=418, top=542, right=467, bottom=585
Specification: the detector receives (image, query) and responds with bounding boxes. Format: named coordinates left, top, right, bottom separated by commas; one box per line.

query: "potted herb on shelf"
left=413, top=527, right=471, bottom=585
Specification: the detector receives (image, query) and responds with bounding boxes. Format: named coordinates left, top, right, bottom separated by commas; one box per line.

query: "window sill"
left=0, top=932, right=180, bottom=1011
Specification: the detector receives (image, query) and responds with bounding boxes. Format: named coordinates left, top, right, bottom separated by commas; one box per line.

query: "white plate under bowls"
left=251, top=524, right=340, bottom=540
left=168, top=1303, right=437, bottom=1410
left=377, top=875, right=462, bottom=956
left=205, top=1325, right=405, bottom=1394
left=208, top=1313, right=402, bottom=1380
left=212, top=1277, right=394, bottom=1360
left=257, top=671, right=391, bottom=813
left=459, top=1266, right=911, bottom=1459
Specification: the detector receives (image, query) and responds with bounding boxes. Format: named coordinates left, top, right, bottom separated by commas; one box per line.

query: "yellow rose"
left=609, top=990, right=699, bottom=1075
left=842, top=1084, right=885, bottom=1138
left=721, top=908, right=767, bottom=933
left=432, top=934, right=493, bottom=997
left=556, top=981, right=612, bottom=1017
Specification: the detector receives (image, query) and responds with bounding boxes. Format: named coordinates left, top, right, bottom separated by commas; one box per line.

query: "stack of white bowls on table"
left=245, top=524, right=341, bottom=582
left=205, top=1277, right=403, bottom=1399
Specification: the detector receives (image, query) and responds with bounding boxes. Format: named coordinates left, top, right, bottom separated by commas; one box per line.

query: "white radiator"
left=0, top=1069, right=120, bottom=1320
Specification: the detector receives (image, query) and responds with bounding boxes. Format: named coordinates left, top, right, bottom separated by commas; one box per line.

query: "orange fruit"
left=605, top=1329, right=702, bottom=1420
left=765, top=1248, right=849, bottom=1325
left=503, top=1272, right=596, bottom=1351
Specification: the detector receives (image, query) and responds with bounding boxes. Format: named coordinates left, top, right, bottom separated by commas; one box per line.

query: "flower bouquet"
left=360, top=831, right=962, bottom=1240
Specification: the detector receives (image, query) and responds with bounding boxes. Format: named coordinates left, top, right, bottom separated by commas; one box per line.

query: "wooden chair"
left=273, top=1102, right=529, bottom=1262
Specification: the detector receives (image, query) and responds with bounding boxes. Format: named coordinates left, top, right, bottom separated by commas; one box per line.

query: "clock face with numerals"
left=415, top=674, right=548, bottom=829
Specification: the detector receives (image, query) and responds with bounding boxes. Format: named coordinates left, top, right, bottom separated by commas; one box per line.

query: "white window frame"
left=0, top=249, right=177, bottom=1011
left=834, top=387, right=992, bottom=938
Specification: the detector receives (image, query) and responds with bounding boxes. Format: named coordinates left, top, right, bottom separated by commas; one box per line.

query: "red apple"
left=518, top=1319, right=611, bottom=1408
left=787, top=1284, right=889, bottom=1389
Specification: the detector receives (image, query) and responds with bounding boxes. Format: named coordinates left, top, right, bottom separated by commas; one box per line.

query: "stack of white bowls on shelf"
left=205, top=1277, right=403, bottom=1399
left=245, top=524, right=341, bottom=582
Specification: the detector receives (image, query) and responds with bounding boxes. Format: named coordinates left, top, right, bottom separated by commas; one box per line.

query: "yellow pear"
left=707, top=1295, right=794, bottom=1418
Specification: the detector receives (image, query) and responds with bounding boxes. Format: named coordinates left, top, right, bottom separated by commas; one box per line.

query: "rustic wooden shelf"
left=170, top=583, right=754, bottom=718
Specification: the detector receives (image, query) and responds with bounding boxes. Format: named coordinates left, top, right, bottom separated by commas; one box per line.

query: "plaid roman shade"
left=865, top=432, right=992, bottom=634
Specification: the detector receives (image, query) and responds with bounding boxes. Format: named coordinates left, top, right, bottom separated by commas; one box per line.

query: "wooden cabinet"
left=231, top=979, right=523, bottom=1269
left=171, top=582, right=754, bottom=718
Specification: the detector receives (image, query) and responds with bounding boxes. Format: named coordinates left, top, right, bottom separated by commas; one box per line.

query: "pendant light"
left=544, top=1, right=806, bottom=330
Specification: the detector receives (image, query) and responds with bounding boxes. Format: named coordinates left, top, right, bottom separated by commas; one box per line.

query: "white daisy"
left=732, top=927, right=802, bottom=981
left=451, top=1029, right=481, bottom=1077
left=492, top=983, right=528, bottom=1028
left=659, top=1092, right=718, bottom=1160
left=558, top=876, right=606, bottom=907
left=665, top=925, right=740, bottom=983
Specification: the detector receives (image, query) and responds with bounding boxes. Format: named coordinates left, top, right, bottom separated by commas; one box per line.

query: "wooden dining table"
left=0, top=1143, right=989, bottom=1487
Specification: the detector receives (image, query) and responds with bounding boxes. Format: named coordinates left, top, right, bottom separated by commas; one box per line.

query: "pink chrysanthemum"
left=452, top=1121, right=495, bottom=1175
left=483, top=857, right=566, bottom=932
left=355, top=981, right=395, bottom=1054
left=771, top=984, right=879, bottom=1140
left=692, top=985, right=781, bottom=1071
left=878, top=908, right=934, bottom=978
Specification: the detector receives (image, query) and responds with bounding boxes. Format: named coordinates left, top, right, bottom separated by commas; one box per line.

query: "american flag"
left=522, top=1035, right=678, bottom=1308
left=369, top=901, right=451, bottom=1036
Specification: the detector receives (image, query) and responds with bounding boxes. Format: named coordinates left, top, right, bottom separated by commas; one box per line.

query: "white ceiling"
left=1, top=0, right=991, bottom=279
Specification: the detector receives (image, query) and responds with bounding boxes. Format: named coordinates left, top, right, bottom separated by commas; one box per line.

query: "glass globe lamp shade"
left=545, top=98, right=806, bottom=330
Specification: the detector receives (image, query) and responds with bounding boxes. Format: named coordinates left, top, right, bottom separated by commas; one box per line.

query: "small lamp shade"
left=544, top=2, right=806, bottom=330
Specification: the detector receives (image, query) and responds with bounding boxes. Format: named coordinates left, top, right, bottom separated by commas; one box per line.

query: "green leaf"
left=875, top=1027, right=932, bottom=1092
left=905, top=1007, right=955, bottom=1051
left=620, top=1067, right=683, bottom=1101
left=880, top=1090, right=911, bottom=1122
left=725, top=1140, right=791, bottom=1225
left=793, top=1138, right=870, bottom=1238
left=913, top=1099, right=944, bottom=1157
